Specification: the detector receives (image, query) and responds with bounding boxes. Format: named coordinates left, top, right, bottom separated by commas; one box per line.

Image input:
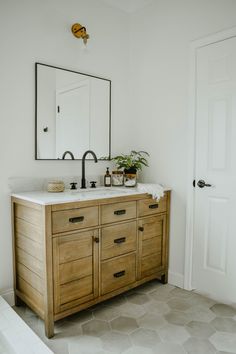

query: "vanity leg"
left=161, top=272, right=168, bottom=284
left=14, top=294, right=24, bottom=307
left=45, top=317, right=54, bottom=338
left=43, top=205, right=54, bottom=338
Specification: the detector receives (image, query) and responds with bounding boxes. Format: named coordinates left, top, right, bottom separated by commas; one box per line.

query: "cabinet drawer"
left=52, top=206, right=98, bottom=234
left=101, top=253, right=136, bottom=295
left=138, top=195, right=167, bottom=217
left=101, top=221, right=137, bottom=260
left=101, top=201, right=136, bottom=225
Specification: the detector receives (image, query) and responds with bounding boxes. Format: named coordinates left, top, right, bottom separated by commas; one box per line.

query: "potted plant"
left=111, top=150, right=149, bottom=187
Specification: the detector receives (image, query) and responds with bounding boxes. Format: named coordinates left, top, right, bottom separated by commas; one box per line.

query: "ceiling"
left=101, top=0, right=154, bottom=13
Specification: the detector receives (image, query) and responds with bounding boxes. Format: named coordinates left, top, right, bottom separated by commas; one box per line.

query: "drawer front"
left=101, top=221, right=137, bottom=260
left=138, top=194, right=167, bottom=217
left=52, top=206, right=98, bottom=234
left=101, top=201, right=136, bottom=225
left=101, top=253, right=136, bottom=295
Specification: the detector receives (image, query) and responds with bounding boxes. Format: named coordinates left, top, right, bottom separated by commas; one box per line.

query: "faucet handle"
left=90, top=181, right=97, bottom=188
left=70, top=182, right=77, bottom=190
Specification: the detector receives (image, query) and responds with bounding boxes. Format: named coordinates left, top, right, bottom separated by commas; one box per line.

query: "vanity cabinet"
left=11, top=190, right=170, bottom=338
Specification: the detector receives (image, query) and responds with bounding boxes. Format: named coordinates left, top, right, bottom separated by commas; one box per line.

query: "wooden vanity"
left=11, top=189, right=171, bottom=337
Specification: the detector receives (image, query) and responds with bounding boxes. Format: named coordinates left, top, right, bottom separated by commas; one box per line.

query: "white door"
left=56, top=81, right=90, bottom=159
left=193, top=37, right=236, bottom=303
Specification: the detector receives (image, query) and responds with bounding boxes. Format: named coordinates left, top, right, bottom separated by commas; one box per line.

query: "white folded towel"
left=137, top=183, right=164, bottom=201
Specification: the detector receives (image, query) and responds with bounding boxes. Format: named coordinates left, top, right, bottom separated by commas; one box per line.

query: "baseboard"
left=0, top=288, right=15, bottom=306
left=168, top=271, right=184, bottom=288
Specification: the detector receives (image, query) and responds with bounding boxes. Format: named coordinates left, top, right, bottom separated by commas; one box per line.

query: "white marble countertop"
left=12, top=185, right=170, bottom=206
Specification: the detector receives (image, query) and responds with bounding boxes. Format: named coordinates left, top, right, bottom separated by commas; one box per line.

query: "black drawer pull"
left=149, top=204, right=159, bottom=209
left=139, top=226, right=144, bottom=232
left=113, top=270, right=126, bottom=278
left=69, top=216, right=84, bottom=223
left=114, top=237, right=126, bottom=244
left=114, top=209, right=126, bottom=215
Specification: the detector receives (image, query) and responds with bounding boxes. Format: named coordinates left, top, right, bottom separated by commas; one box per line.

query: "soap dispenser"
left=104, top=167, right=111, bottom=187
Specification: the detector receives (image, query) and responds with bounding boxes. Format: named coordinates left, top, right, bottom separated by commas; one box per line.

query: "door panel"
left=53, top=229, right=98, bottom=314
left=193, top=37, right=236, bottom=302
left=138, top=215, right=166, bottom=280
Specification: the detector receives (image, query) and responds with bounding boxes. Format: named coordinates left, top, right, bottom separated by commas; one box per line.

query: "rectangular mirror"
left=35, top=63, right=111, bottom=160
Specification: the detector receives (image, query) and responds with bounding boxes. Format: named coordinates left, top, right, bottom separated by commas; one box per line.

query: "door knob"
left=197, top=180, right=212, bottom=188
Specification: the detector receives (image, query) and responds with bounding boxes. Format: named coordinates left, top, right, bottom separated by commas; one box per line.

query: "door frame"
left=184, top=26, right=236, bottom=290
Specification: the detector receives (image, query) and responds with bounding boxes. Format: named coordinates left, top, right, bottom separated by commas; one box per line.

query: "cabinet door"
left=53, top=229, right=99, bottom=314
left=138, top=215, right=167, bottom=279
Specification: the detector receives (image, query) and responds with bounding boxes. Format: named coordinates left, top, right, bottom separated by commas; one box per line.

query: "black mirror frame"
left=35, top=62, right=111, bottom=160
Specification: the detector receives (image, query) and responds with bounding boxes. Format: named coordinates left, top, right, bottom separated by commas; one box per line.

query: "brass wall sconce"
left=71, top=23, right=89, bottom=45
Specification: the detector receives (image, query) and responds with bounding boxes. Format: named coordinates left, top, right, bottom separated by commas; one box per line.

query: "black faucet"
left=81, top=150, right=98, bottom=189
left=62, top=151, right=75, bottom=160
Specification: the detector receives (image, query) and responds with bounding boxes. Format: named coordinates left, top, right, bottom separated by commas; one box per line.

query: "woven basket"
left=47, top=181, right=65, bottom=193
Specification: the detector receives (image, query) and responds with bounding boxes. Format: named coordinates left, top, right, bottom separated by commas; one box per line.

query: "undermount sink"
left=70, top=187, right=137, bottom=199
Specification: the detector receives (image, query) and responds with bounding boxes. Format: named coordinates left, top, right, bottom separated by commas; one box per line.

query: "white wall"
left=0, top=0, right=131, bottom=297
left=1, top=0, right=236, bottom=299
left=129, top=0, right=236, bottom=285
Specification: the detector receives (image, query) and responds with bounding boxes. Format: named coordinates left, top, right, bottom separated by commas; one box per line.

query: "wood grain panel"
left=17, top=276, right=44, bottom=310
left=58, top=231, right=93, bottom=264
left=15, top=218, right=42, bottom=243
left=138, top=194, right=167, bottom=217
left=52, top=206, right=98, bottom=234
left=141, top=253, right=162, bottom=277
left=15, top=204, right=42, bottom=226
left=101, top=221, right=137, bottom=260
left=59, top=256, right=92, bottom=285
left=142, top=236, right=162, bottom=257
left=16, top=247, right=43, bottom=277
left=142, top=218, right=163, bottom=240
left=60, top=275, right=93, bottom=305
left=101, top=253, right=136, bottom=295
left=17, top=262, right=43, bottom=294
left=101, top=201, right=136, bottom=224
left=16, top=233, right=43, bottom=261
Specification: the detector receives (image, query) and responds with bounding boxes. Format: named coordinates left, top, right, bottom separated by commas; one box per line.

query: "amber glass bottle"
left=104, top=167, right=111, bottom=187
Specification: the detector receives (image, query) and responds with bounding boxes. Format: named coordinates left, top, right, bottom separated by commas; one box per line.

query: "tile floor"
left=13, top=281, right=236, bottom=354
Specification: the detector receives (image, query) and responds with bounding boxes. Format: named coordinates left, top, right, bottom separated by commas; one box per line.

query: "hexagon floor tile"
left=158, top=324, right=190, bottom=344
left=210, top=332, right=236, bottom=353
left=101, top=331, right=132, bottom=353
left=82, top=319, right=111, bottom=337
left=111, top=316, right=138, bottom=334
left=210, top=316, right=236, bottom=333
left=183, top=337, right=216, bottom=354
left=13, top=280, right=236, bottom=354
left=185, top=320, right=215, bottom=338
left=130, top=327, right=161, bottom=348
left=125, top=292, right=150, bottom=305
left=210, top=304, right=236, bottom=317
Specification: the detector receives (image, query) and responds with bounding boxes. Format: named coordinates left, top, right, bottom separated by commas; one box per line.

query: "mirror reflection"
left=35, top=63, right=111, bottom=160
